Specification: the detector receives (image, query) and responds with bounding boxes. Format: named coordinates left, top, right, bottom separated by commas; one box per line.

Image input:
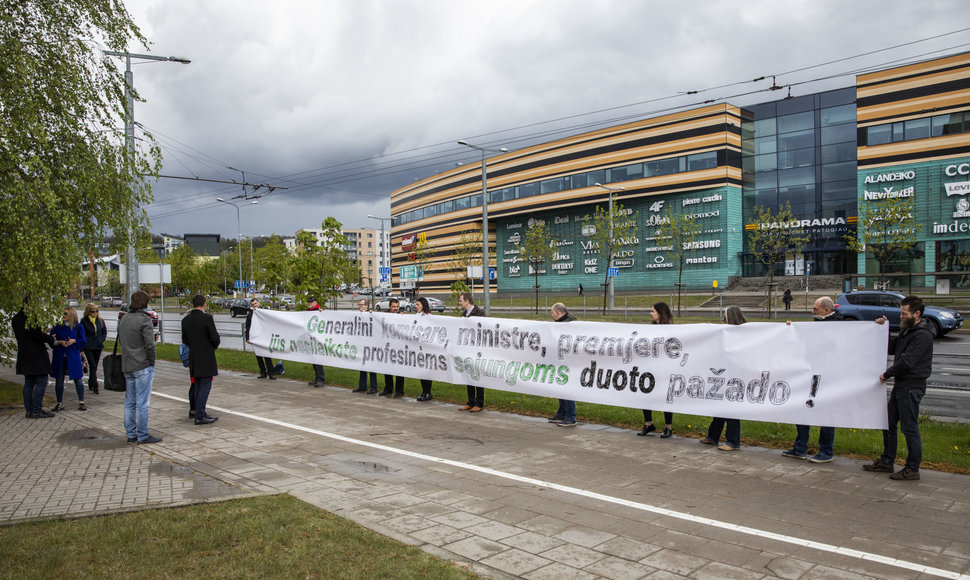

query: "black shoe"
left=77, top=402, right=86, bottom=411
left=637, top=424, right=656, bottom=436
left=307, top=381, right=316, bottom=386
left=660, top=427, right=673, bottom=439
left=257, top=374, right=268, bottom=379
left=313, top=381, right=325, bottom=388
left=417, top=393, right=433, bottom=401
left=548, top=416, right=565, bottom=424
left=889, top=466, right=920, bottom=481
left=352, top=387, right=367, bottom=393
left=268, top=374, right=277, bottom=380
left=127, top=437, right=137, bottom=443
left=392, top=392, right=403, bottom=398
left=28, top=411, right=55, bottom=419
left=93, top=385, right=99, bottom=394
left=378, top=391, right=391, bottom=397
left=189, top=410, right=196, bottom=418
left=366, top=388, right=378, bottom=395
left=195, top=416, right=217, bottom=425
left=863, top=459, right=895, bottom=473
left=139, top=436, right=163, bottom=445
left=51, top=402, right=64, bottom=412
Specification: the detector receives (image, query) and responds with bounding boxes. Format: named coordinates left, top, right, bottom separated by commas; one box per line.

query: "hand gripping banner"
left=249, top=309, right=890, bottom=429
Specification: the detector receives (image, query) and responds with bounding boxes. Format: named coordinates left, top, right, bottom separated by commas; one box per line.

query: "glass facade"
left=741, top=87, right=858, bottom=276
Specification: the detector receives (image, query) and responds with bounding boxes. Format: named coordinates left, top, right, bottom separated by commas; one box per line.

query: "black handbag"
left=102, top=340, right=126, bottom=392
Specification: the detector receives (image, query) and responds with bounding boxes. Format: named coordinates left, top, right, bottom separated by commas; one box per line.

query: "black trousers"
left=643, top=409, right=673, bottom=425
left=255, top=355, right=274, bottom=375
left=83, top=349, right=102, bottom=391
left=383, top=374, right=403, bottom=394
left=466, top=385, right=484, bottom=407
left=312, top=364, right=326, bottom=383
left=420, top=379, right=432, bottom=396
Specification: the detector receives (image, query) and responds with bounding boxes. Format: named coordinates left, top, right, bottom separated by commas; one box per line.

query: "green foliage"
left=255, top=235, right=291, bottom=294
left=0, top=1, right=158, bottom=341
left=845, top=196, right=921, bottom=284
left=290, top=217, right=354, bottom=306
left=747, top=202, right=811, bottom=283
left=516, top=219, right=557, bottom=313
left=167, top=244, right=201, bottom=295
left=444, top=225, right=483, bottom=283
left=584, top=199, right=638, bottom=314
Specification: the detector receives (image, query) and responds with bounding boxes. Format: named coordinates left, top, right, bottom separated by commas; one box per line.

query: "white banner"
left=250, top=310, right=890, bottom=429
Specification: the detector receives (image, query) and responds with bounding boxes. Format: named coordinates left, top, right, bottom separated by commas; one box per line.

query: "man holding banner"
left=865, top=296, right=933, bottom=481
left=548, top=303, right=577, bottom=427
left=379, top=298, right=405, bottom=398
left=458, top=292, right=486, bottom=412
left=782, top=297, right=842, bottom=463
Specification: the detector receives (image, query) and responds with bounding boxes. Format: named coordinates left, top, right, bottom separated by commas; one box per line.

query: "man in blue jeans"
left=782, top=297, right=842, bottom=462
left=117, top=291, right=161, bottom=444
left=864, top=296, right=933, bottom=481
left=548, top=303, right=578, bottom=427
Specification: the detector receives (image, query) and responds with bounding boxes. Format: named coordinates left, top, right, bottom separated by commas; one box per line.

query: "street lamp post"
left=457, top=141, right=508, bottom=316
left=594, top=183, right=625, bottom=310
left=367, top=215, right=391, bottom=292
left=216, top=198, right=258, bottom=297
left=103, top=51, right=190, bottom=301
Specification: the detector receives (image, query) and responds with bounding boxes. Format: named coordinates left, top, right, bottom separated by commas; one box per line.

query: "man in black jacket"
left=181, top=295, right=221, bottom=425
left=865, top=295, right=933, bottom=481
left=12, top=308, right=56, bottom=418
left=245, top=298, right=275, bottom=379
left=458, top=292, right=486, bottom=412
left=549, top=303, right=578, bottom=427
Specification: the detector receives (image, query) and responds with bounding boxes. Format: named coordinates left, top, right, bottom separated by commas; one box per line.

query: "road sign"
left=608, top=267, right=619, bottom=278
left=489, top=268, right=496, bottom=281
left=379, top=266, right=391, bottom=275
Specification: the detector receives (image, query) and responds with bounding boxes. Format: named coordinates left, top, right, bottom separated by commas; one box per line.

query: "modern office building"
left=389, top=51, right=970, bottom=293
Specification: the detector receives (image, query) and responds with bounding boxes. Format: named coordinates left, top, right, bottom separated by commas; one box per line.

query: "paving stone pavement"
left=1, top=359, right=968, bottom=580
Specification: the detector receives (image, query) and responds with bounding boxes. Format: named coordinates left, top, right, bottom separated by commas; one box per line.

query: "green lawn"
left=0, top=495, right=479, bottom=579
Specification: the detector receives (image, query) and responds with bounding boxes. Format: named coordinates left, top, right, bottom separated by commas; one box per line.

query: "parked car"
left=834, top=290, right=964, bottom=337
left=374, top=296, right=413, bottom=312
left=118, top=304, right=159, bottom=327
left=67, top=298, right=79, bottom=307
left=101, top=296, right=123, bottom=308
left=229, top=298, right=252, bottom=317
left=279, top=296, right=295, bottom=310
left=424, top=297, right=446, bottom=312
left=373, top=287, right=391, bottom=297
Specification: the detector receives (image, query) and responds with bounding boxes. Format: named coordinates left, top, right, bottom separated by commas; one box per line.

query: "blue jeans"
left=124, top=366, right=155, bottom=441
left=194, top=376, right=213, bottom=418
left=556, top=399, right=576, bottom=422
left=794, top=424, right=835, bottom=458
left=882, top=388, right=923, bottom=471
left=54, top=375, right=84, bottom=403
left=707, top=417, right=740, bottom=447
left=23, top=374, right=48, bottom=414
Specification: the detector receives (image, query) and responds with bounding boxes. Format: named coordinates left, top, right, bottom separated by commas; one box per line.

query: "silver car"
left=374, top=296, right=413, bottom=312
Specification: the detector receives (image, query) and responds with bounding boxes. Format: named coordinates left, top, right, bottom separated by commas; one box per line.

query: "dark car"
left=834, top=290, right=963, bottom=337
left=229, top=299, right=252, bottom=317
left=118, top=304, right=159, bottom=327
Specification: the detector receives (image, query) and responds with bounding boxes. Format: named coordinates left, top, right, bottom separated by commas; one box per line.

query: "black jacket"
left=80, top=316, right=108, bottom=351
left=554, top=311, right=576, bottom=322
left=464, top=305, right=485, bottom=318
left=181, top=308, right=221, bottom=378
left=884, top=318, right=934, bottom=389
left=244, top=308, right=255, bottom=341
left=12, top=310, right=54, bottom=376
left=817, top=310, right=844, bottom=322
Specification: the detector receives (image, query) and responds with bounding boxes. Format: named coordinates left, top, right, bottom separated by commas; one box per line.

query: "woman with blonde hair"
left=51, top=307, right=87, bottom=411
left=80, top=303, right=107, bottom=394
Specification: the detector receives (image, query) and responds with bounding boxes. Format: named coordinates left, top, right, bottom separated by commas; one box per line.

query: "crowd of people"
left=12, top=289, right=934, bottom=480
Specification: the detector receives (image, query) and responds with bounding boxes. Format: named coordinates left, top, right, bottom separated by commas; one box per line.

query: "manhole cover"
left=56, top=428, right=129, bottom=450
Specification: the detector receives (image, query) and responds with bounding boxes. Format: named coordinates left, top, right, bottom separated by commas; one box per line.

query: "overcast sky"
left=121, top=0, right=970, bottom=240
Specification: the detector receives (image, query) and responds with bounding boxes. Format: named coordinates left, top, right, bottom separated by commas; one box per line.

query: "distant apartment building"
left=286, top=226, right=390, bottom=287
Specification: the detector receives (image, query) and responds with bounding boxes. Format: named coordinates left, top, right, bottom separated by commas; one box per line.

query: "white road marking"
left=154, top=391, right=969, bottom=580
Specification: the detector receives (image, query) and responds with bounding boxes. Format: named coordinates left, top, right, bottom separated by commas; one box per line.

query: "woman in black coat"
left=80, top=302, right=107, bottom=394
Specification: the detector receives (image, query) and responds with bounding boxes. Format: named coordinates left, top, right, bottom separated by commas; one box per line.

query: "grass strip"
left=0, top=494, right=479, bottom=579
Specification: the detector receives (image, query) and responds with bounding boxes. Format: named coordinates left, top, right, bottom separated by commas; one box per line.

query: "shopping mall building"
left=388, top=52, right=970, bottom=294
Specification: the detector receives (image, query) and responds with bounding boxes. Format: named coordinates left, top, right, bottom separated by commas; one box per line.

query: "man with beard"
left=864, top=296, right=934, bottom=481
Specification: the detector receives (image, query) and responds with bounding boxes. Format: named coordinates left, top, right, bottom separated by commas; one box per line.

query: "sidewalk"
left=1, top=360, right=968, bottom=579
